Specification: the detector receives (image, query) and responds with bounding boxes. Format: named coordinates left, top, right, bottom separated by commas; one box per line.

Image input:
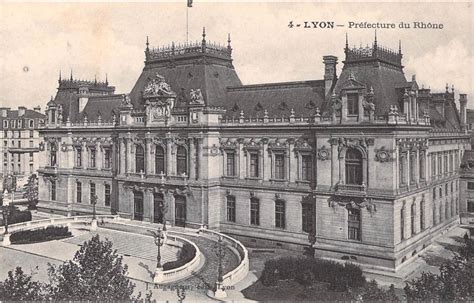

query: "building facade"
left=37, top=31, right=470, bottom=271
left=0, top=106, right=45, bottom=189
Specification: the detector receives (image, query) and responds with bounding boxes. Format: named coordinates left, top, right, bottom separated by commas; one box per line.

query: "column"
left=238, top=139, right=244, bottom=179
left=262, top=139, right=269, bottom=181
left=119, top=138, right=126, bottom=175
left=330, top=140, right=338, bottom=188
left=405, top=152, right=410, bottom=188
left=146, top=138, right=152, bottom=175
left=81, top=142, right=88, bottom=169
left=288, top=140, right=295, bottom=183
left=166, top=137, right=172, bottom=176
left=189, top=138, right=196, bottom=180
left=126, top=138, right=132, bottom=174
left=394, top=143, right=399, bottom=191
left=197, top=138, right=203, bottom=180
left=96, top=141, right=102, bottom=170
left=415, top=149, right=420, bottom=186
left=368, top=144, right=376, bottom=189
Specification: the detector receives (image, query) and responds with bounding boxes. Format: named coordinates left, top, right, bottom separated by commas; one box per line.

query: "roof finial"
left=345, top=33, right=349, bottom=50
left=105, top=73, right=108, bottom=86
left=202, top=27, right=206, bottom=43
left=445, top=83, right=449, bottom=93
left=70, top=69, right=73, bottom=81
left=94, top=74, right=97, bottom=84
left=398, top=40, right=402, bottom=54
left=374, top=30, right=377, bottom=48
left=452, top=84, right=455, bottom=94
left=146, top=36, right=149, bottom=52
left=227, top=33, right=231, bottom=47
left=58, top=70, right=62, bottom=83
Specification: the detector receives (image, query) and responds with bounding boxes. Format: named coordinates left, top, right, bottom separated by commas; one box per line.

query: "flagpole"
left=186, top=6, right=189, bottom=43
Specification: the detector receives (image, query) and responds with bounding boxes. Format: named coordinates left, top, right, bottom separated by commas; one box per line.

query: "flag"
left=187, top=0, right=192, bottom=7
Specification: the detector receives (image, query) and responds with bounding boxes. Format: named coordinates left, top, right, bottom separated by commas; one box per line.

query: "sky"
left=0, top=1, right=473, bottom=110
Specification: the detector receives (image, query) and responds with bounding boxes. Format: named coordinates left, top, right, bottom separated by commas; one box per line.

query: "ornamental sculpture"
left=189, top=88, right=205, bottom=105
left=375, top=146, right=394, bottom=162
left=143, top=73, right=174, bottom=97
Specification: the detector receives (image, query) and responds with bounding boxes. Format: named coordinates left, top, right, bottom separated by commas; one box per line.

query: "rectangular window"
left=275, top=200, right=286, bottom=229
left=444, top=155, right=448, bottom=175
left=347, top=94, right=359, bottom=115
left=274, top=154, right=285, bottom=180
left=29, top=140, right=33, bottom=148
left=29, top=130, right=33, bottom=138
left=438, top=155, right=442, bottom=176
left=89, top=148, right=96, bottom=168
left=467, top=201, right=474, bottom=213
left=227, top=196, right=236, bottom=222
left=3, top=141, right=6, bottom=147
left=431, top=155, right=436, bottom=177
left=18, top=141, right=21, bottom=148
left=226, top=152, right=236, bottom=177
left=29, top=164, right=33, bottom=174
left=301, top=155, right=312, bottom=181
left=76, top=147, right=82, bottom=167
left=51, top=181, right=56, bottom=201
left=468, top=182, right=474, bottom=190
left=250, top=153, right=259, bottom=178
left=29, top=152, right=33, bottom=162
left=18, top=130, right=21, bottom=138
left=104, top=149, right=112, bottom=169
left=105, top=184, right=111, bottom=206
left=250, top=197, right=260, bottom=226
left=76, top=182, right=82, bottom=203
left=348, top=208, right=361, bottom=240
left=90, top=183, right=96, bottom=204
left=302, top=203, right=313, bottom=233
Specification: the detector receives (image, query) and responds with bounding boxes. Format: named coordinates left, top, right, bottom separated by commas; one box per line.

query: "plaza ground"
left=0, top=212, right=469, bottom=301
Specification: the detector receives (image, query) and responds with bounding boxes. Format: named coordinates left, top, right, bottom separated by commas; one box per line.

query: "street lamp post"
left=149, top=226, right=167, bottom=283
left=91, top=194, right=98, bottom=231
left=2, top=189, right=11, bottom=246
left=212, top=235, right=227, bottom=299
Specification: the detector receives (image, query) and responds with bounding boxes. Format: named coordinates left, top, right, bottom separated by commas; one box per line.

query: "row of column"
left=118, top=136, right=202, bottom=179
left=223, top=140, right=303, bottom=182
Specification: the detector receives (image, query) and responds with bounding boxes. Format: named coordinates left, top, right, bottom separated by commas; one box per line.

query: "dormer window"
left=347, top=93, right=359, bottom=115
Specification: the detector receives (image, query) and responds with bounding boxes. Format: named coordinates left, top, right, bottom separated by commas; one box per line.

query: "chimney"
left=18, top=106, right=26, bottom=117
left=460, top=94, right=467, bottom=127
left=0, top=108, right=10, bottom=118
left=33, top=106, right=41, bottom=113
left=323, top=56, right=338, bottom=96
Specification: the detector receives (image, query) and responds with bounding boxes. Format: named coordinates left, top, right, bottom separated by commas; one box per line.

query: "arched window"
left=155, top=145, right=165, bottom=175
left=176, top=146, right=187, bottom=175
left=50, top=144, right=57, bottom=167
left=345, top=148, right=363, bottom=185
left=275, top=200, right=286, bottom=229
left=135, top=145, right=144, bottom=173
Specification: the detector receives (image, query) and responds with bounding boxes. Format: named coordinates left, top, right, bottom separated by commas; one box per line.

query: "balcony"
left=335, top=183, right=366, bottom=194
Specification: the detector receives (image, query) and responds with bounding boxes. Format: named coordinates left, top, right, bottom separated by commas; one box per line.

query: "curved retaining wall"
left=0, top=215, right=118, bottom=234
left=199, top=228, right=250, bottom=287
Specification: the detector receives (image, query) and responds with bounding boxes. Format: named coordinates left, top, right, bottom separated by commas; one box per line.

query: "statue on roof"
left=362, top=87, right=376, bottom=113
left=143, top=73, right=174, bottom=97
left=121, top=94, right=132, bottom=108
left=190, top=88, right=205, bottom=105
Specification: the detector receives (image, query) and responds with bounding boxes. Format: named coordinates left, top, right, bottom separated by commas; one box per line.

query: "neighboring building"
left=37, top=31, right=470, bottom=271
left=0, top=106, right=45, bottom=189
left=459, top=150, right=474, bottom=231
left=466, top=109, right=474, bottom=132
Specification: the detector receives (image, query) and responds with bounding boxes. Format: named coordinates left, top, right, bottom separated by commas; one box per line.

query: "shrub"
left=163, top=242, right=196, bottom=270
left=10, top=226, right=71, bottom=244
left=3, top=206, right=31, bottom=225
left=260, top=257, right=365, bottom=291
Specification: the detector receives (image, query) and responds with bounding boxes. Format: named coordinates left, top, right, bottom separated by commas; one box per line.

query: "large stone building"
left=0, top=106, right=45, bottom=189
left=37, top=31, right=470, bottom=271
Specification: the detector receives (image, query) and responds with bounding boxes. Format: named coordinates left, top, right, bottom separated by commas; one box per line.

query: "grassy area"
left=243, top=279, right=350, bottom=301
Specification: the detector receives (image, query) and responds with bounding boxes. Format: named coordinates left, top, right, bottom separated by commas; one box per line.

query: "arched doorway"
left=153, top=192, right=165, bottom=224
left=174, top=195, right=186, bottom=227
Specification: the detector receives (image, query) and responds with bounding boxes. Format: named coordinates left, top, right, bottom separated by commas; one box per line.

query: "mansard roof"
left=225, top=80, right=325, bottom=117
left=81, top=95, right=123, bottom=122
